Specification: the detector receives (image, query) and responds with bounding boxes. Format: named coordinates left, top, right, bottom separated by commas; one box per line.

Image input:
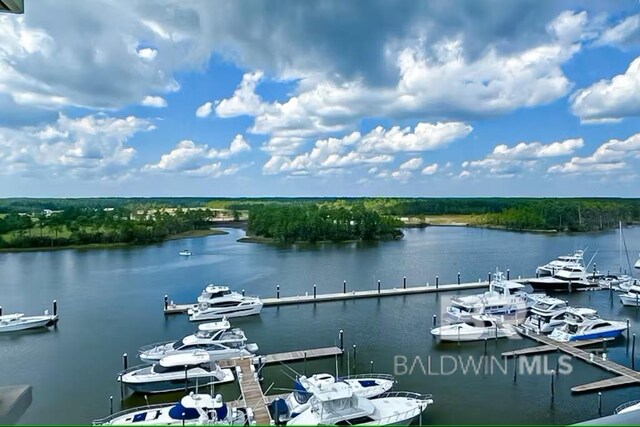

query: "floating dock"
left=163, top=276, right=534, bottom=314
left=506, top=328, right=640, bottom=393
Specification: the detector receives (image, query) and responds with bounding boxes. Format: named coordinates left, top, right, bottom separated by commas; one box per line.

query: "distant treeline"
left=247, top=202, right=404, bottom=243
left=0, top=206, right=217, bottom=249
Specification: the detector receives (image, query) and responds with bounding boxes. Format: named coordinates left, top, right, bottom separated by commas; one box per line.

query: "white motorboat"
left=536, top=250, right=585, bottom=277
left=549, top=307, right=627, bottom=342
left=179, top=250, right=192, bottom=256
left=287, top=378, right=432, bottom=426
left=119, top=351, right=235, bottom=394
left=431, top=315, right=517, bottom=341
left=528, top=264, right=598, bottom=292
left=619, top=283, right=640, bottom=306
left=522, top=296, right=569, bottom=334
left=444, top=271, right=535, bottom=323
left=271, top=373, right=396, bottom=423
left=92, top=392, right=252, bottom=425
left=139, top=328, right=258, bottom=363
left=189, top=289, right=263, bottom=321
left=0, top=309, right=58, bottom=333
left=615, top=399, right=640, bottom=414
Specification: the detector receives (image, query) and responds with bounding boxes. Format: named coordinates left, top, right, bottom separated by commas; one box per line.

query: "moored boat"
left=549, top=308, right=627, bottom=342
left=92, top=392, right=252, bottom=425
left=179, top=250, right=192, bottom=256
left=431, top=315, right=517, bottom=341
left=536, top=250, right=585, bottom=277
left=522, top=296, right=569, bottom=334
left=0, top=304, right=59, bottom=333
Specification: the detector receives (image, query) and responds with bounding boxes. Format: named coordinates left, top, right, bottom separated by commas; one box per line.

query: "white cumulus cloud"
left=195, top=102, right=213, bottom=118
left=141, top=95, right=167, bottom=108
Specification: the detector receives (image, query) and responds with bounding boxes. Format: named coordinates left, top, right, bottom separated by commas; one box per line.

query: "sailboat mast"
left=620, top=221, right=623, bottom=274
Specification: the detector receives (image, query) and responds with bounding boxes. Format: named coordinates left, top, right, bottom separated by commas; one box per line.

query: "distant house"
left=103, top=207, right=115, bottom=212
left=42, top=209, right=53, bottom=217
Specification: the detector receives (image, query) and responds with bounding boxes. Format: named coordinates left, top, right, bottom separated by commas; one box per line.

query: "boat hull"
left=188, top=304, right=262, bottom=321
left=620, top=295, right=640, bottom=307
left=527, top=278, right=594, bottom=292
left=0, top=316, right=57, bottom=333
left=123, top=373, right=234, bottom=394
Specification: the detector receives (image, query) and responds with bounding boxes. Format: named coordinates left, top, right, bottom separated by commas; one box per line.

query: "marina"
left=3, top=226, right=640, bottom=425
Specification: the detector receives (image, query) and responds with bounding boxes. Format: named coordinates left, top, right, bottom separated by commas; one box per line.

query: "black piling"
left=242, top=289, right=245, bottom=297
left=339, top=330, right=344, bottom=352
left=457, top=272, right=461, bottom=285
left=353, top=345, right=357, bottom=374
left=432, top=314, right=437, bottom=327
left=273, top=398, right=281, bottom=425
left=164, top=295, right=168, bottom=310
left=598, top=392, right=602, bottom=416
left=435, top=276, right=439, bottom=289
left=304, top=351, right=308, bottom=376
left=110, top=396, right=114, bottom=415
left=313, top=284, right=317, bottom=299
left=184, top=365, right=188, bottom=392
left=53, top=300, right=58, bottom=316
left=633, top=334, right=637, bottom=370
left=484, top=338, right=488, bottom=354
left=488, top=272, right=491, bottom=283
left=507, top=269, right=510, bottom=280
left=0, top=306, right=2, bottom=316
left=343, top=280, right=347, bottom=294
left=370, top=360, right=374, bottom=374
left=593, top=263, right=597, bottom=280
left=122, top=353, right=128, bottom=370
left=403, top=276, right=407, bottom=289
left=276, top=285, right=280, bottom=299
left=551, top=370, right=555, bottom=397
left=556, top=347, right=560, bottom=372
left=513, top=352, right=518, bottom=382
left=377, top=280, right=381, bottom=294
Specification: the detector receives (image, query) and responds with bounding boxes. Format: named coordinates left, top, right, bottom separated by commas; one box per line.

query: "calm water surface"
left=1, top=226, right=640, bottom=424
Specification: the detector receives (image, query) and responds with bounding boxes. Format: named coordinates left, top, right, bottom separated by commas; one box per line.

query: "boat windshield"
left=153, top=364, right=191, bottom=374
left=567, top=323, right=579, bottom=334
left=293, top=381, right=311, bottom=404
left=172, top=339, right=187, bottom=350
left=207, top=290, right=231, bottom=298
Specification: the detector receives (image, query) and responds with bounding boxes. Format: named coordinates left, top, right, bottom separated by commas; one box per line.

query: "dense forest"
left=0, top=206, right=223, bottom=249
left=1, top=197, right=639, bottom=249
left=247, top=202, right=403, bottom=243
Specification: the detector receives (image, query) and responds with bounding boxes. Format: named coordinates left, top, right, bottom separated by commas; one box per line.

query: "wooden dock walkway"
left=233, top=358, right=272, bottom=425
left=218, top=346, right=343, bottom=369
left=502, top=338, right=613, bottom=357
left=163, top=277, right=535, bottom=314
left=512, top=328, right=640, bottom=393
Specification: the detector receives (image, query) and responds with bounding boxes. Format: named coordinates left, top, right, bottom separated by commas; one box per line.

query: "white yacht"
left=287, top=378, right=432, bottom=426
left=549, top=307, right=627, bottom=342
left=522, top=296, right=569, bottom=334
left=528, top=264, right=597, bottom=292
left=179, top=250, right=192, bottom=256
left=139, top=327, right=258, bottom=363
left=619, top=283, right=640, bottom=306
left=444, top=271, right=535, bottom=323
left=0, top=310, right=58, bottom=333
left=536, top=250, right=585, bottom=277
left=119, top=351, right=235, bottom=394
left=635, top=254, right=640, bottom=269
left=272, top=373, right=396, bottom=423
left=615, top=399, right=640, bottom=414
left=431, top=315, right=517, bottom=341
left=189, top=287, right=262, bottom=321
left=92, top=393, right=252, bottom=425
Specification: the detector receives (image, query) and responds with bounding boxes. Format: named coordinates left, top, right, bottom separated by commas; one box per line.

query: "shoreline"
left=0, top=228, right=228, bottom=253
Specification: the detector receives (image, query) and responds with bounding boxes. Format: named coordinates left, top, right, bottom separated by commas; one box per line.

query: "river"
left=1, top=226, right=639, bottom=424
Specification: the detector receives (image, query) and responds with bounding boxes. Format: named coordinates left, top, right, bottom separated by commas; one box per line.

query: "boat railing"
left=340, top=373, right=395, bottom=381
left=614, top=400, right=640, bottom=414
left=117, top=363, right=153, bottom=376
left=138, top=341, right=175, bottom=353
left=92, top=403, right=173, bottom=425
left=373, top=392, right=433, bottom=424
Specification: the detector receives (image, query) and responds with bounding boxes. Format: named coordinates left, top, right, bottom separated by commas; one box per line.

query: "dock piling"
left=488, top=272, right=491, bottom=283
left=377, top=280, right=381, bottom=294
left=551, top=370, right=555, bottom=397
left=633, top=334, right=636, bottom=370
left=339, top=330, right=344, bottom=352
left=403, top=276, right=407, bottom=289
left=343, top=280, right=347, bottom=294
left=304, top=351, right=307, bottom=376
left=556, top=347, right=560, bottom=372
left=164, top=295, right=168, bottom=310
left=353, top=345, right=357, bottom=374
left=122, top=353, right=128, bottom=370
left=184, top=365, right=188, bottom=392
left=53, top=300, right=57, bottom=316
left=242, top=289, right=245, bottom=297
left=0, top=306, right=2, bottom=316
left=110, top=396, right=113, bottom=415
left=513, top=352, right=518, bottom=382
left=370, top=360, right=374, bottom=373
left=507, top=269, right=510, bottom=280
left=313, top=284, right=317, bottom=299
left=484, top=338, right=487, bottom=354
left=598, top=392, right=602, bottom=416
left=432, top=314, right=437, bottom=327
left=435, top=276, right=439, bottom=289
left=457, top=272, right=461, bottom=285
left=276, top=285, right=280, bottom=299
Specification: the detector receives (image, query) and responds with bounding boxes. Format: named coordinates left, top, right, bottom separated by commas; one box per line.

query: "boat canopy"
left=204, top=285, right=230, bottom=294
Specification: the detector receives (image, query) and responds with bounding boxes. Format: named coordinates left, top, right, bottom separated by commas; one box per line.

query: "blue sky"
left=1, top=1, right=640, bottom=197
